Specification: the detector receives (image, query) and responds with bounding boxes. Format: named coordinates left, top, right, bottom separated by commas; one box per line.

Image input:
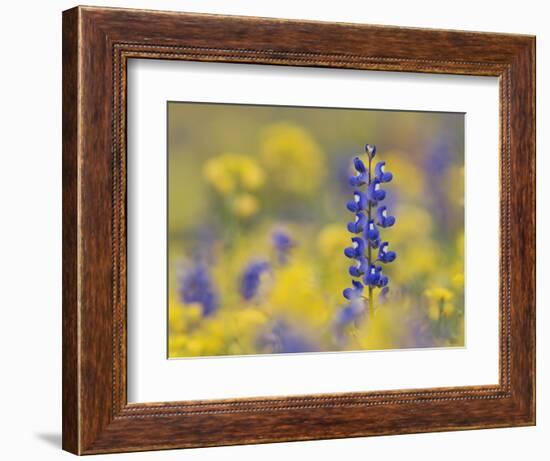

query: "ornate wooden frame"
left=62, top=5, right=536, bottom=455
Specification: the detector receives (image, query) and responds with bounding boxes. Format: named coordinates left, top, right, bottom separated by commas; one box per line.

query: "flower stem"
left=367, top=155, right=374, bottom=316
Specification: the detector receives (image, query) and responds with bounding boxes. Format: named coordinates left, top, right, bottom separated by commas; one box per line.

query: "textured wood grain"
left=62, top=5, right=536, bottom=455
left=61, top=7, right=79, bottom=454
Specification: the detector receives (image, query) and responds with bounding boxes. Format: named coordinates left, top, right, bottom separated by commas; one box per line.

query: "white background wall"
left=0, top=1, right=546, bottom=459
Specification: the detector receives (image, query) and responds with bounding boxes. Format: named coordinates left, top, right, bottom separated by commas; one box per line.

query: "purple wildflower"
left=178, top=263, right=219, bottom=316
left=272, top=230, right=294, bottom=264
left=240, top=260, right=271, bottom=300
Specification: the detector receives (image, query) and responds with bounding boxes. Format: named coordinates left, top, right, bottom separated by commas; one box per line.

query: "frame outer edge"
left=62, top=6, right=81, bottom=455
left=62, top=6, right=536, bottom=454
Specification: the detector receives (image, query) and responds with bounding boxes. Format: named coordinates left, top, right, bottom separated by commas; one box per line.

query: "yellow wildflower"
left=232, top=193, right=259, bottom=218
left=381, top=150, right=425, bottom=201
left=425, top=287, right=454, bottom=320
left=317, top=224, right=349, bottom=259
left=203, top=153, right=265, bottom=195
left=260, top=122, right=325, bottom=195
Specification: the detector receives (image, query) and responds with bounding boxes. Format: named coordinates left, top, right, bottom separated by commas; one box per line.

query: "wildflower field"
left=168, top=102, right=465, bottom=358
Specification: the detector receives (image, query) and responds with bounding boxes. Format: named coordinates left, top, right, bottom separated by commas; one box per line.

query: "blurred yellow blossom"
left=425, top=287, right=454, bottom=320
left=445, top=165, right=465, bottom=207
left=169, top=308, right=270, bottom=357
left=266, top=259, right=332, bottom=329
left=391, top=205, right=434, bottom=245
left=382, top=150, right=425, bottom=201
left=260, top=122, right=325, bottom=195
left=317, top=224, right=349, bottom=259
left=203, top=153, right=265, bottom=194
left=232, top=193, right=259, bottom=218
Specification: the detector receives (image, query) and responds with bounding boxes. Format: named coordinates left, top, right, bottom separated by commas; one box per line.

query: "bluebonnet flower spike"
left=344, top=143, right=395, bottom=309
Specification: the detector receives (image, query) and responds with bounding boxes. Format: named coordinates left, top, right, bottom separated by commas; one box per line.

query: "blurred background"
left=168, top=102, right=464, bottom=358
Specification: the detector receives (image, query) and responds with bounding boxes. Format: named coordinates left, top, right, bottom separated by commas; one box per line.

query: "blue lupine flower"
left=240, top=260, right=271, bottom=300
left=367, top=178, right=386, bottom=203
left=347, top=212, right=367, bottom=233
left=178, top=263, right=219, bottom=316
left=424, top=138, right=454, bottom=233
left=344, top=143, right=396, bottom=313
left=365, top=143, right=377, bottom=159
left=334, top=299, right=365, bottom=327
left=343, top=280, right=364, bottom=300
left=349, top=256, right=368, bottom=277
left=344, top=237, right=366, bottom=259
left=376, top=206, right=396, bottom=228
left=376, top=272, right=389, bottom=288
left=349, top=157, right=368, bottom=187
left=272, top=230, right=294, bottom=264
left=260, top=321, right=318, bottom=354
left=364, top=219, right=380, bottom=242
left=378, top=242, right=397, bottom=263
left=379, top=286, right=390, bottom=300
left=363, top=264, right=382, bottom=287
left=346, top=190, right=367, bottom=212
left=374, top=161, right=393, bottom=183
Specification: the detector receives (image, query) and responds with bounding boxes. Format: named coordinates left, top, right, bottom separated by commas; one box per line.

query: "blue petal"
left=376, top=206, right=396, bottom=228
left=343, top=280, right=364, bottom=300
left=378, top=242, right=397, bottom=263
left=353, top=156, right=367, bottom=173
left=352, top=280, right=364, bottom=290
left=377, top=275, right=389, bottom=287
left=364, top=219, right=380, bottom=242
left=363, top=264, right=382, bottom=286
left=374, top=161, right=393, bottom=183
left=344, top=237, right=365, bottom=259
left=347, top=212, right=367, bottom=233
left=343, top=288, right=354, bottom=300
left=344, top=247, right=356, bottom=258
left=346, top=191, right=366, bottom=212
left=346, top=199, right=360, bottom=212
left=348, top=257, right=368, bottom=276
left=367, top=178, right=386, bottom=203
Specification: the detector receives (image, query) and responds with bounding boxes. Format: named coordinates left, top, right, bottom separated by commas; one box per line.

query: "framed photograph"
left=62, top=6, right=535, bottom=455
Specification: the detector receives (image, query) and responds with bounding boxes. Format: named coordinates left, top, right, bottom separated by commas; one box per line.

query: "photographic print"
left=168, top=102, right=465, bottom=358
